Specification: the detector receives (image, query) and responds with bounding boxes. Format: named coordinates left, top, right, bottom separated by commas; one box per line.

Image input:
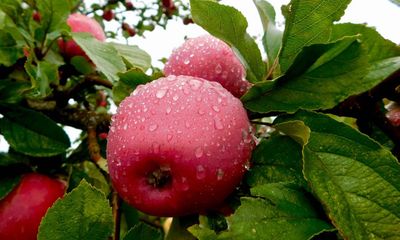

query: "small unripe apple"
left=386, top=105, right=400, bottom=127
left=107, top=75, right=254, bottom=217
left=58, top=13, right=106, bottom=60
left=0, top=173, right=66, bottom=240
left=164, top=35, right=251, bottom=98
left=102, top=9, right=114, bottom=21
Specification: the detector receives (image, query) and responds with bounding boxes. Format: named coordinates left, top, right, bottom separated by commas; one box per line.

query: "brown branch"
left=87, top=126, right=102, bottom=163
left=111, top=191, right=121, bottom=240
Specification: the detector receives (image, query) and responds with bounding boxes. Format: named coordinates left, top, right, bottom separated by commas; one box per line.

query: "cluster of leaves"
left=1, top=0, right=400, bottom=239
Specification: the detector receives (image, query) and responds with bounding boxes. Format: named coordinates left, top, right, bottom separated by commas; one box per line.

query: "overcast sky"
left=1, top=0, right=399, bottom=151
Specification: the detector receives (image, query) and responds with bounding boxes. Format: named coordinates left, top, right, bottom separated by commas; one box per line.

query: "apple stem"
left=111, top=191, right=121, bottom=240
left=147, top=166, right=172, bottom=188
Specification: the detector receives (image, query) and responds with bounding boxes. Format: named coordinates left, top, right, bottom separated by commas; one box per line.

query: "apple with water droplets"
left=107, top=75, right=254, bottom=217
left=164, top=35, right=251, bottom=98
left=58, top=13, right=106, bottom=60
left=0, top=173, right=66, bottom=240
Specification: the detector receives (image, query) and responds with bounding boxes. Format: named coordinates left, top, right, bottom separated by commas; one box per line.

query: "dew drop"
left=180, top=177, right=189, bottom=191
left=185, top=121, right=191, bottom=128
left=214, top=117, right=223, bottom=130
left=110, top=126, right=115, bottom=132
left=189, top=79, right=202, bottom=90
left=123, top=124, right=128, bottom=130
left=156, top=88, right=168, bottom=99
left=173, top=95, right=179, bottom=101
left=149, top=124, right=158, bottom=132
left=216, top=169, right=224, bottom=180
left=196, top=165, right=206, bottom=179
left=167, top=134, right=173, bottom=142
left=212, top=105, right=220, bottom=112
left=166, top=106, right=172, bottom=114
left=183, top=59, right=190, bottom=65
left=152, top=142, right=160, bottom=154
left=215, top=64, right=222, bottom=74
left=195, top=147, right=203, bottom=158
left=198, top=109, right=205, bottom=115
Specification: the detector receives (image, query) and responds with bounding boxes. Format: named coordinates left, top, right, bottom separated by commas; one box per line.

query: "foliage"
left=0, top=0, right=400, bottom=239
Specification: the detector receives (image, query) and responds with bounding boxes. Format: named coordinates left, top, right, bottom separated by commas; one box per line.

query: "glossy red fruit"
left=125, top=1, right=134, bottom=10
left=107, top=75, right=254, bottom=217
left=164, top=35, right=251, bottom=98
left=58, top=13, right=106, bottom=60
left=102, top=9, right=114, bottom=21
left=0, top=173, right=66, bottom=240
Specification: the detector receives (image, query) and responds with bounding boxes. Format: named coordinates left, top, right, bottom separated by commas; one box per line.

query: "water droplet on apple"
left=183, top=59, right=190, bottom=64
left=196, top=165, right=206, bottom=179
left=156, top=88, right=168, bottom=99
left=166, top=106, right=172, bottom=114
left=123, top=123, right=128, bottom=130
left=195, top=147, right=203, bottom=158
left=189, top=79, right=202, bottom=90
left=215, top=64, right=222, bottom=74
left=152, top=142, right=160, bottom=154
left=173, top=95, right=179, bottom=101
left=198, top=109, right=205, bottom=115
left=214, top=117, right=223, bottom=130
left=167, top=134, right=173, bottom=142
left=167, top=75, right=176, bottom=81
left=149, top=124, right=158, bottom=132
left=216, top=169, right=224, bottom=180
left=212, top=105, right=220, bottom=112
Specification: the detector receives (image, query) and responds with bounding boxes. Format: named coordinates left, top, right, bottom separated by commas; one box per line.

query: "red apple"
left=58, top=13, right=106, bottom=60
left=164, top=35, right=251, bottom=98
left=0, top=173, right=66, bottom=240
left=107, top=75, right=254, bottom=217
left=32, top=11, right=41, bottom=22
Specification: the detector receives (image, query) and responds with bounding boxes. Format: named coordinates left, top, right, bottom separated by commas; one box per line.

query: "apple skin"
left=58, top=13, right=106, bottom=60
left=107, top=75, right=254, bottom=217
left=164, top=35, right=251, bottom=98
left=0, top=173, right=66, bottom=240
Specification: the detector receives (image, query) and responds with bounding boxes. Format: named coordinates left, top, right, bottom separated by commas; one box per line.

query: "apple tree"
left=1, top=0, right=400, bottom=239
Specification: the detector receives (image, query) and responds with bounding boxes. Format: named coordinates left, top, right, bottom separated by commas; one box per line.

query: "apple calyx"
left=147, top=165, right=172, bottom=188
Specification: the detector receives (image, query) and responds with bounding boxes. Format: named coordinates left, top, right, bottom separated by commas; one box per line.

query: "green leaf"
left=72, top=32, right=126, bottom=82
left=112, top=68, right=153, bottom=105
left=0, top=106, right=70, bottom=157
left=279, top=0, right=351, bottom=72
left=25, top=60, right=59, bottom=98
left=109, top=42, right=152, bottom=71
left=274, top=120, right=310, bottom=145
left=331, top=23, right=400, bottom=62
left=0, top=30, right=22, bottom=66
left=38, top=180, right=113, bottom=240
left=190, top=0, right=265, bottom=83
left=123, top=222, right=163, bottom=240
left=277, top=110, right=400, bottom=240
left=0, top=174, right=21, bottom=200
left=69, top=161, right=110, bottom=196
left=243, top=37, right=368, bottom=113
left=0, top=79, right=30, bottom=104
left=0, top=0, right=22, bottom=24
left=253, top=0, right=283, bottom=75
left=210, top=183, right=333, bottom=240
left=246, top=135, right=306, bottom=188
left=36, top=0, right=69, bottom=33
left=188, top=225, right=219, bottom=240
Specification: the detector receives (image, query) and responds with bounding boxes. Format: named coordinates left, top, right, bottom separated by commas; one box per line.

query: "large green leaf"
left=190, top=183, right=333, bottom=240
left=0, top=106, right=70, bottom=157
left=72, top=32, right=126, bottom=82
left=0, top=0, right=22, bottom=24
left=0, top=30, right=22, bottom=66
left=38, top=180, right=113, bottom=240
left=36, top=0, right=69, bottom=33
left=246, top=135, right=306, bottom=188
left=279, top=0, right=351, bottom=72
left=0, top=79, right=29, bottom=104
left=243, top=37, right=368, bottom=113
left=253, top=0, right=283, bottom=75
left=276, top=110, right=400, bottom=240
left=109, top=42, right=151, bottom=71
left=190, top=0, right=265, bottom=83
